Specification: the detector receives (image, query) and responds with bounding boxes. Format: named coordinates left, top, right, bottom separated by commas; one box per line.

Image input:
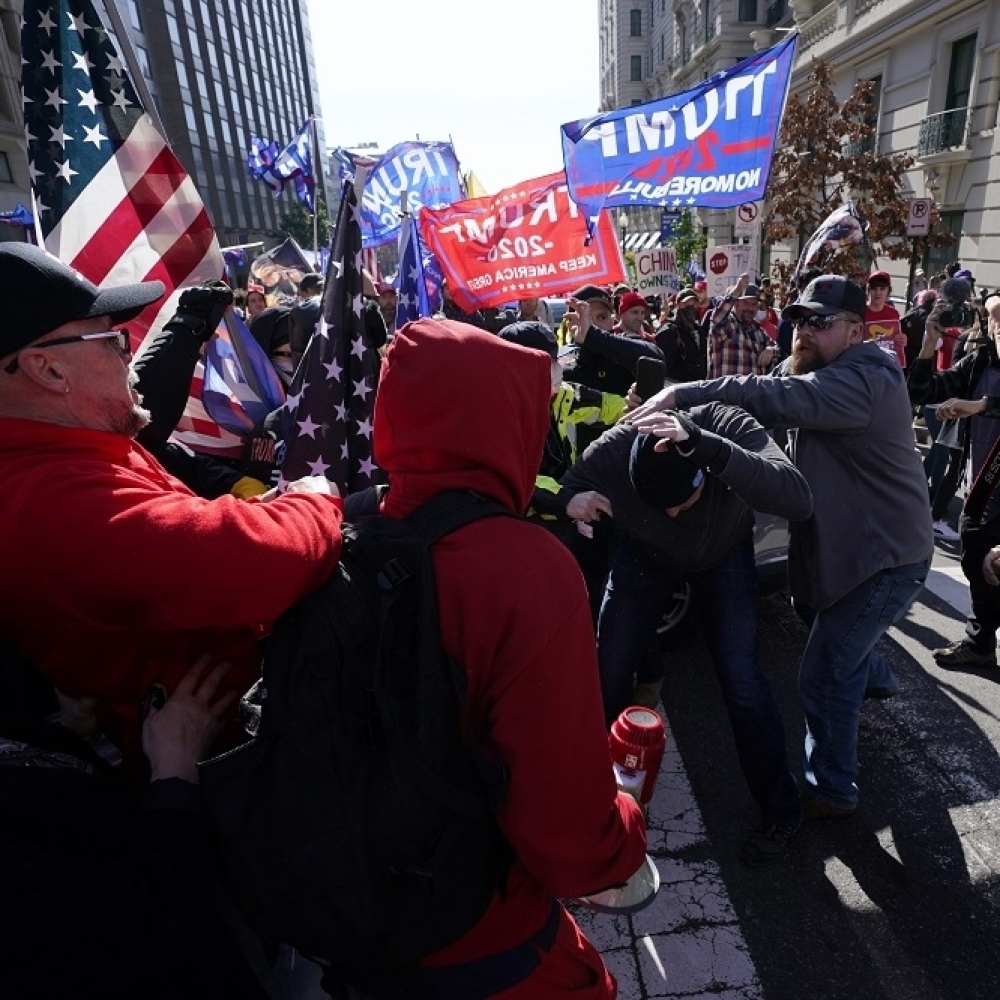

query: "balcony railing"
left=844, top=135, right=877, bottom=157
left=917, top=107, right=972, bottom=156
left=766, top=0, right=789, bottom=25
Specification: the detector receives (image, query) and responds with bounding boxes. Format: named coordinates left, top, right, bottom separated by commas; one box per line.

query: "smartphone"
left=635, top=356, right=666, bottom=402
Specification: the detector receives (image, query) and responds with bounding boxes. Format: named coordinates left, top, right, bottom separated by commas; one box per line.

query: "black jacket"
left=0, top=717, right=265, bottom=1000
left=560, top=326, right=663, bottom=398
left=654, top=317, right=706, bottom=383
left=560, top=404, right=812, bottom=572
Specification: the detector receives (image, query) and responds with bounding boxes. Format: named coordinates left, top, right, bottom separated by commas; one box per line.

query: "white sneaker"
left=933, top=519, right=960, bottom=541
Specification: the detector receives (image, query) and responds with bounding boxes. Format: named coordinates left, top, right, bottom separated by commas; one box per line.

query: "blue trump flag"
left=359, top=140, right=465, bottom=248
left=274, top=120, right=315, bottom=211
left=395, top=214, right=431, bottom=329
left=561, top=34, right=797, bottom=235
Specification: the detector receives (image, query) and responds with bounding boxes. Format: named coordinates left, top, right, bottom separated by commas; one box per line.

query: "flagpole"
left=98, top=0, right=168, bottom=138
left=310, top=115, right=319, bottom=266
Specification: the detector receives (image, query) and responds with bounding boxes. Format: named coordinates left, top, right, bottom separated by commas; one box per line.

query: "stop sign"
left=710, top=252, right=729, bottom=275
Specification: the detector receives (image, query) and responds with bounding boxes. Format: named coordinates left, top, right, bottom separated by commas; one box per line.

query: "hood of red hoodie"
left=375, top=318, right=551, bottom=517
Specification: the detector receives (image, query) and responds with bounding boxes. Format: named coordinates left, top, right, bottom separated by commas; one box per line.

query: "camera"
left=937, top=303, right=977, bottom=328
left=933, top=277, right=976, bottom=329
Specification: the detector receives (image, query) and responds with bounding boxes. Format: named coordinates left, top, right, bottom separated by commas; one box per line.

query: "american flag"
left=395, top=214, right=430, bottom=329
left=278, top=174, right=383, bottom=494
left=21, top=0, right=223, bottom=348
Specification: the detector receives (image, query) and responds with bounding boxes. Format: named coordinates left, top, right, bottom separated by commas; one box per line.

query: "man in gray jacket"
left=560, top=402, right=813, bottom=865
left=631, top=274, right=933, bottom=820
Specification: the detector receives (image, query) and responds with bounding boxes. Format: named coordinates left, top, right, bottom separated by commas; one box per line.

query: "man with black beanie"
left=559, top=403, right=813, bottom=865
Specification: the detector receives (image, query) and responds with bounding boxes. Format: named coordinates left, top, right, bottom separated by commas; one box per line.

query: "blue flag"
left=395, top=214, right=431, bottom=329
left=561, top=35, right=796, bottom=235
left=274, top=119, right=315, bottom=211
left=358, top=140, right=465, bottom=248
left=203, top=313, right=286, bottom=437
left=248, top=135, right=283, bottom=194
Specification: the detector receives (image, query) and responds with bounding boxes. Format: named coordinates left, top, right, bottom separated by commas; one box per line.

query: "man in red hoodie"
left=373, top=317, right=647, bottom=997
left=0, top=244, right=344, bottom=765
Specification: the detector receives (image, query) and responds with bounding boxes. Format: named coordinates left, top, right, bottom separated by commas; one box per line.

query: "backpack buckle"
left=377, top=558, right=412, bottom=590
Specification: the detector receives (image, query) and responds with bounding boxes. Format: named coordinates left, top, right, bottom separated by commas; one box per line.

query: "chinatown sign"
left=418, top=171, right=625, bottom=312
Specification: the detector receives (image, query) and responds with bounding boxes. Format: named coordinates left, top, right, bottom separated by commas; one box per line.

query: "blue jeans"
left=598, top=536, right=801, bottom=823
left=794, top=559, right=930, bottom=809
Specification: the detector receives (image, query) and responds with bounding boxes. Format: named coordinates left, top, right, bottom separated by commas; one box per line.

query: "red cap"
left=694, top=280, right=707, bottom=291
left=867, top=270, right=891, bottom=287
left=618, top=291, right=648, bottom=315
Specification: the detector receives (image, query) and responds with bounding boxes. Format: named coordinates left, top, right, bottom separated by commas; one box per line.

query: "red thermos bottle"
left=608, top=707, right=667, bottom=806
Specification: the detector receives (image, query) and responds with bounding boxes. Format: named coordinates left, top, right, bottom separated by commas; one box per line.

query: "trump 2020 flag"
left=21, top=0, right=223, bottom=346
left=561, top=34, right=797, bottom=235
left=202, top=313, right=286, bottom=437
left=360, top=140, right=466, bottom=248
left=395, top=214, right=430, bottom=329
left=279, top=173, right=383, bottom=493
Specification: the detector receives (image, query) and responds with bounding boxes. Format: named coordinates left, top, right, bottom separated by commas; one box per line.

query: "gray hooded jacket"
left=674, top=341, right=933, bottom=609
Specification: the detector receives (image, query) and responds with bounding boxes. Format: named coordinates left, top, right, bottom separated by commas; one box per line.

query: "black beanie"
left=498, top=321, right=558, bottom=360
left=629, top=433, right=706, bottom=511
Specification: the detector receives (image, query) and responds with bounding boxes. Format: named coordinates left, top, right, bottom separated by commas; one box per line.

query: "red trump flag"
left=418, top=172, right=624, bottom=312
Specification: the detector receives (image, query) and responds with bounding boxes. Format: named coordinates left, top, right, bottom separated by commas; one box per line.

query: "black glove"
left=671, top=410, right=702, bottom=454
left=172, top=281, right=235, bottom=341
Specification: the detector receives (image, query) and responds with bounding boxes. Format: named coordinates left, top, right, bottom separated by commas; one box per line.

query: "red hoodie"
left=375, top=319, right=646, bottom=998
left=0, top=419, right=343, bottom=760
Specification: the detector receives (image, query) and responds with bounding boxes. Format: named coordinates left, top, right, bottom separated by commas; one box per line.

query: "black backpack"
left=199, top=490, right=514, bottom=997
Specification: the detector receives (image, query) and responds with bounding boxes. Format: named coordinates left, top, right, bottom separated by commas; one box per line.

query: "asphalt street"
left=583, top=532, right=1000, bottom=1000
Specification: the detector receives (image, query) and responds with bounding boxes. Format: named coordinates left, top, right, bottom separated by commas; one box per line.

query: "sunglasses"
left=4, top=328, right=131, bottom=374
left=793, top=314, right=850, bottom=332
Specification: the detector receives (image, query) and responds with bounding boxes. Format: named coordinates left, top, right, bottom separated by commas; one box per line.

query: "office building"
left=125, top=0, right=327, bottom=246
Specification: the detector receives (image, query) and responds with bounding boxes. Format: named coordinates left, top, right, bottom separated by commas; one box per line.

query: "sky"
left=304, top=0, right=601, bottom=195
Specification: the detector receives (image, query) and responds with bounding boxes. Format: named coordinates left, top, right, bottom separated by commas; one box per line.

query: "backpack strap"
left=404, top=489, right=515, bottom=544
left=385, top=490, right=515, bottom=814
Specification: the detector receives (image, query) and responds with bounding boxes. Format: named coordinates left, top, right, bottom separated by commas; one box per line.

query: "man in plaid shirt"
left=708, top=273, right=776, bottom=378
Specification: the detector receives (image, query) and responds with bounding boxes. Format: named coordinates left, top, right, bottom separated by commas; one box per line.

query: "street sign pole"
left=904, top=197, right=933, bottom=307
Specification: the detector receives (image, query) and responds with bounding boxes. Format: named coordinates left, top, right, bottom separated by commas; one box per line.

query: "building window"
left=866, top=74, right=882, bottom=132
left=630, top=9, right=642, bottom=36
left=660, top=33, right=665, bottom=62
left=135, top=44, right=151, bottom=78
left=0, top=151, right=12, bottom=183
left=631, top=54, right=643, bottom=81
left=183, top=101, right=197, bottom=132
left=923, top=210, right=963, bottom=276
left=166, top=12, right=180, bottom=46
left=127, top=0, right=142, bottom=31
left=947, top=33, right=977, bottom=111
left=738, top=0, right=758, bottom=20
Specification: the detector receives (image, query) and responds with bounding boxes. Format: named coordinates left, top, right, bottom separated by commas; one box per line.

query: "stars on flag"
left=278, top=172, right=383, bottom=494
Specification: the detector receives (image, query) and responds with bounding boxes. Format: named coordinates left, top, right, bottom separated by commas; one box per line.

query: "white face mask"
left=755, top=309, right=767, bottom=322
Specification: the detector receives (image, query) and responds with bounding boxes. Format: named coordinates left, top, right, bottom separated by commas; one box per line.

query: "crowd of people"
left=1, top=235, right=998, bottom=998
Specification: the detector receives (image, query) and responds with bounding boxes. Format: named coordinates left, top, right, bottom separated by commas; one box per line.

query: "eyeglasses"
left=3, top=329, right=131, bottom=374
left=793, top=314, right=851, bottom=332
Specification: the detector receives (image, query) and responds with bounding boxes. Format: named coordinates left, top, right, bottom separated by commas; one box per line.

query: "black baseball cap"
left=781, top=274, right=866, bottom=321
left=629, top=432, right=706, bottom=511
left=0, top=244, right=165, bottom=358
left=572, top=283, right=614, bottom=311
left=498, top=321, right=558, bottom=360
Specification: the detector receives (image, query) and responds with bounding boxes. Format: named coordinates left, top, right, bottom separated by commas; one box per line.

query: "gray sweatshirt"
left=674, top=342, right=933, bottom=609
left=562, top=402, right=813, bottom=573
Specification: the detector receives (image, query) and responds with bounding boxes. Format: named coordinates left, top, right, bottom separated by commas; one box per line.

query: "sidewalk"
left=575, top=739, right=763, bottom=999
